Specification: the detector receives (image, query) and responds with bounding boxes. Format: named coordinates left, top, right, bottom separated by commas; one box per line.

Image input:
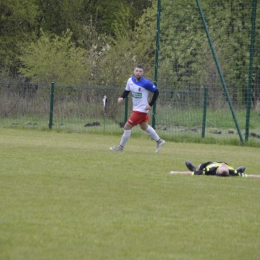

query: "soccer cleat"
left=185, top=160, right=196, bottom=172
left=110, top=145, right=123, bottom=151
left=236, top=166, right=246, bottom=174
left=155, top=139, right=165, bottom=153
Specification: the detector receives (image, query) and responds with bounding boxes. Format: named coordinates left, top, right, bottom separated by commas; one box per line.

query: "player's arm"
left=149, top=89, right=159, bottom=106
left=118, top=90, right=130, bottom=104
left=145, top=89, right=159, bottom=110
left=243, top=174, right=260, bottom=178
left=169, top=171, right=193, bottom=175
left=121, top=90, right=130, bottom=99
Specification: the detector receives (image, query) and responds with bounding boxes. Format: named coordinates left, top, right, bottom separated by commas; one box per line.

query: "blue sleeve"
left=143, top=78, right=158, bottom=92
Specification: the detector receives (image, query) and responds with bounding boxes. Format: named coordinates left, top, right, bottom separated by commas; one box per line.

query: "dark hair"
left=134, top=65, right=144, bottom=71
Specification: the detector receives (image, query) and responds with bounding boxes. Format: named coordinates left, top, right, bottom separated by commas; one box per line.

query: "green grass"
left=1, top=107, right=260, bottom=147
left=1, top=129, right=260, bottom=260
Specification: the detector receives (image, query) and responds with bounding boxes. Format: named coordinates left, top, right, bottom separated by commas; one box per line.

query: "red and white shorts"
left=127, top=111, right=150, bottom=126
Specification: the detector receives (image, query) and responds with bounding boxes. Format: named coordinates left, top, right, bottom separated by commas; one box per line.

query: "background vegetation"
left=0, top=0, right=154, bottom=85
left=1, top=0, right=260, bottom=144
left=1, top=0, right=259, bottom=101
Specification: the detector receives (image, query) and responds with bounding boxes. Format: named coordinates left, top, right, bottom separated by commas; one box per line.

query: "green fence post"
left=152, top=0, right=161, bottom=129
left=124, top=96, right=128, bottom=124
left=49, top=82, right=55, bottom=129
left=202, top=87, right=208, bottom=138
left=196, top=0, right=244, bottom=144
left=245, top=0, right=257, bottom=142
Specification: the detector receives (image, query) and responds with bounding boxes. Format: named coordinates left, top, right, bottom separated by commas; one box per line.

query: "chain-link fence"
left=0, top=81, right=259, bottom=145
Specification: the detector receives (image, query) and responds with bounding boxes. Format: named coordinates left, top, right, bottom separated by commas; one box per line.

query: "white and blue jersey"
left=125, top=76, right=158, bottom=113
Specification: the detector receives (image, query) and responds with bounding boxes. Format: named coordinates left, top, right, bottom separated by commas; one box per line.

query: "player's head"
left=134, top=65, right=144, bottom=79
left=216, top=163, right=230, bottom=176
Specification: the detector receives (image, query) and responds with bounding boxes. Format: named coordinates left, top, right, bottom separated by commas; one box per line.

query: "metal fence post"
left=49, top=82, right=55, bottom=129
left=245, top=0, right=258, bottom=142
left=124, top=96, right=128, bottom=124
left=202, top=87, right=208, bottom=138
left=152, top=0, right=161, bottom=129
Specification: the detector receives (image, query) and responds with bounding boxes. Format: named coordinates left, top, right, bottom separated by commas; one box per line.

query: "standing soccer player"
left=110, top=65, right=165, bottom=153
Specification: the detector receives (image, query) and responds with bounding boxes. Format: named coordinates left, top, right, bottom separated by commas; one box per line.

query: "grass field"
left=1, top=128, right=260, bottom=260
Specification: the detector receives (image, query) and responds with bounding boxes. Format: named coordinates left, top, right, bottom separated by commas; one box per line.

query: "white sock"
left=145, top=125, right=160, bottom=141
left=120, top=130, right=131, bottom=147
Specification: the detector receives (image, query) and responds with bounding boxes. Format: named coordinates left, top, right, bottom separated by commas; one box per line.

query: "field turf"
left=0, top=128, right=260, bottom=260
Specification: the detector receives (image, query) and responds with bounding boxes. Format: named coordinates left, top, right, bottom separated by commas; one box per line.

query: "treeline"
left=0, top=0, right=154, bottom=85
left=159, top=0, right=260, bottom=106
left=1, top=0, right=260, bottom=107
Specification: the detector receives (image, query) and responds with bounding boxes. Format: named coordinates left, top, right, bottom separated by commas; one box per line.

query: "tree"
left=34, top=0, right=85, bottom=41
left=80, top=0, right=153, bottom=35
left=17, top=1, right=157, bottom=86
left=0, top=0, right=153, bottom=75
left=18, top=29, right=89, bottom=84
left=33, top=0, right=153, bottom=40
left=157, top=0, right=260, bottom=107
left=80, top=2, right=157, bottom=87
left=0, top=0, right=38, bottom=71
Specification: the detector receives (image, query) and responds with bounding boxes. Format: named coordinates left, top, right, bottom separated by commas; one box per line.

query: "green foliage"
left=75, top=2, right=157, bottom=87
left=1, top=0, right=259, bottom=112
left=0, top=0, right=152, bottom=74
left=18, top=29, right=89, bottom=84
left=81, top=0, right=153, bottom=35
left=85, top=1, right=157, bottom=87
left=34, top=0, right=85, bottom=41
left=158, top=0, right=260, bottom=104
left=15, top=0, right=156, bottom=86
left=0, top=0, right=38, bottom=68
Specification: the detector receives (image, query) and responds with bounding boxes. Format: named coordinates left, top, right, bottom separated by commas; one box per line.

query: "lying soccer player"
left=169, top=160, right=260, bottom=178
